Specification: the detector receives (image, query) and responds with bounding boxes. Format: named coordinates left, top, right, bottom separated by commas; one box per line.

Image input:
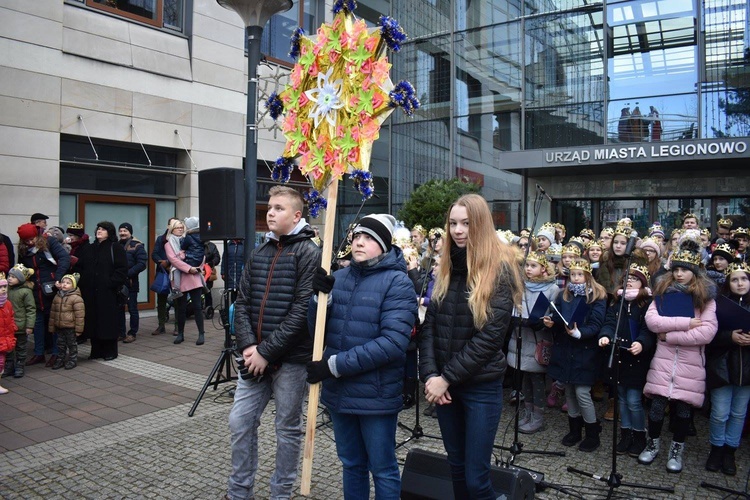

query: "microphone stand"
left=568, top=246, right=674, bottom=498
left=495, top=184, right=565, bottom=474
left=396, top=239, right=442, bottom=449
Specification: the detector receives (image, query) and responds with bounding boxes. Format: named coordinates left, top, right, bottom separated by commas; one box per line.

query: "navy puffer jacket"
left=234, top=224, right=321, bottom=364
left=314, top=247, right=417, bottom=415
left=419, top=246, right=515, bottom=386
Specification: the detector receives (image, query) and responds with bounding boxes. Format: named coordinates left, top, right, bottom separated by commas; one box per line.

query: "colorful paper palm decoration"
left=265, top=0, right=419, bottom=216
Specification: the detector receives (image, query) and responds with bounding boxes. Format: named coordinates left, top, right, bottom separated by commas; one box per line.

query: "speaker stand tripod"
left=188, top=241, right=238, bottom=417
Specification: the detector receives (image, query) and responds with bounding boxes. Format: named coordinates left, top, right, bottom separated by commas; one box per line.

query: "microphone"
left=624, top=230, right=638, bottom=256
left=536, top=184, right=552, bottom=202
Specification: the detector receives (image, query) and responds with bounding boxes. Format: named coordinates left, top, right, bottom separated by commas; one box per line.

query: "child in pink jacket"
left=639, top=238, right=717, bottom=473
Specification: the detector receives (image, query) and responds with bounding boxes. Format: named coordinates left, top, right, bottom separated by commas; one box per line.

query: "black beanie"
left=119, top=222, right=133, bottom=235
left=353, top=214, right=396, bottom=253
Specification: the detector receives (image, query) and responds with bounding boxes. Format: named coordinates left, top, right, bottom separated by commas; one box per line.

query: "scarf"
left=617, top=287, right=652, bottom=301
left=168, top=234, right=182, bottom=255
left=567, top=282, right=587, bottom=296
left=0, top=293, right=6, bottom=308
left=706, top=269, right=726, bottom=286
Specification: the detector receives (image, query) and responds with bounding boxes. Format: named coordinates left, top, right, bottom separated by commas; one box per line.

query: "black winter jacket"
left=120, top=237, right=148, bottom=292
left=706, top=293, right=750, bottom=389
left=599, top=298, right=656, bottom=388
left=419, top=246, right=515, bottom=386
left=234, top=224, right=321, bottom=365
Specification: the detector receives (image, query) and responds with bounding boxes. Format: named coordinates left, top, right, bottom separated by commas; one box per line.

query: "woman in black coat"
left=78, top=221, right=128, bottom=360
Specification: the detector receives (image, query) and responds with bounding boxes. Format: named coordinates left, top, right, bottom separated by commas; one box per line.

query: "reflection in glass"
left=525, top=0, right=602, bottom=17
left=525, top=10, right=604, bottom=147
left=94, top=0, right=157, bottom=20
left=393, top=0, right=451, bottom=40
left=715, top=198, right=750, bottom=230
left=261, top=3, right=302, bottom=64
left=163, top=0, right=182, bottom=30
left=600, top=199, right=650, bottom=235
left=608, top=95, right=697, bottom=142
left=701, top=0, right=750, bottom=138
left=656, top=198, right=712, bottom=233
left=556, top=200, right=593, bottom=239
left=455, top=0, right=522, bottom=30
left=607, top=0, right=697, bottom=105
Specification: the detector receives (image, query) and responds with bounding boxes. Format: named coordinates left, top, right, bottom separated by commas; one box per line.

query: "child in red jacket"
left=0, top=273, right=18, bottom=394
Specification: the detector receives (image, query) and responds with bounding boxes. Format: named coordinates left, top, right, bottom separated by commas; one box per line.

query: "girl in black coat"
left=704, top=262, right=750, bottom=475
left=420, top=194, right=523, bottom=500
left=598, top=263, right=656, bottom=457
left=78, top=222, right=128, bottom=360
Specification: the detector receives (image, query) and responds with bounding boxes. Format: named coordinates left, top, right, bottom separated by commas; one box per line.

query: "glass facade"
left=364, top=0, right=749, bottom=231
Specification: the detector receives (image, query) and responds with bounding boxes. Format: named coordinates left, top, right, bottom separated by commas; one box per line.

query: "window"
left=260, top=1, right=318, bottom=65
left=75, top=0, right=185, bottom=32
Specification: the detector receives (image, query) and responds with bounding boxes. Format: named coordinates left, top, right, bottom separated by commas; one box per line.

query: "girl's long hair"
left=562, top=271, right=608, bottom=304
left=432, top=194, right=523, bottom=329
left=653, top=269, right=714, bottom=311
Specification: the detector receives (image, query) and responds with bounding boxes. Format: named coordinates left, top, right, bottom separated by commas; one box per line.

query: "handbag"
left=42, top=281, right=57, bottom=296
left=150, top=268, right=171, bottom=295
left=117, top=284, right=130, bottom=305
left=205, top=263, right=217, bottom=282
left=533, top=331, right=553, bottom=366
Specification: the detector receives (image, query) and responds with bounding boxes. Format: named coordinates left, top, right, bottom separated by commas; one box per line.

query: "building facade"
left=1, top=0, right=749, bottom=306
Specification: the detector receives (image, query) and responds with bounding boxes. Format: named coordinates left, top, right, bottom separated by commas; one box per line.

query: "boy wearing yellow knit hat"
left=49, top=273, right=85, bottom=369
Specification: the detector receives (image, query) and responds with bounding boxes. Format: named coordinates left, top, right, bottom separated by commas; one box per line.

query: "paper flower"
left=266, top=4, right=418, bottom=216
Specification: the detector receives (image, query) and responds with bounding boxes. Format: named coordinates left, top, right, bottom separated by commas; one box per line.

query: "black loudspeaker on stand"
left=401, top=448, right=535, bottom=499
left=198, top=168, right=246, bottom=241
left=189, top=240, right=239, bottom=417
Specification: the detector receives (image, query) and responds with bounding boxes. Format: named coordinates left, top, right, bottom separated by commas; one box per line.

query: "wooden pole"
left=300, top=177, right=339, bottom=496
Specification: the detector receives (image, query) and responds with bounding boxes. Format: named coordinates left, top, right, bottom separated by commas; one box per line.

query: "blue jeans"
left=118, top=290, right=139, bottom=337
left=435, top=378, right=503, bottom=500
left=329, top=411, right=400, bottom=500
left=709, top=384, right=750, bottom=448
left=617, top=385, right=646, bottom=431
left=33, top=311, right=57, bottom=356
left=227, top=362, right=308, bottom=500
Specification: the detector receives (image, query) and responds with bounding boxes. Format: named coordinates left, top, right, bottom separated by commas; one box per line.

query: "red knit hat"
left=17, top=223, right=38, bottom=241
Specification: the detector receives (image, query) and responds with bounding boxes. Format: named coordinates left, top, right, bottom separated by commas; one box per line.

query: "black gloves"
left=306, top=360, right=332, bottom=383
left=312, top=266, right=335, bottom=294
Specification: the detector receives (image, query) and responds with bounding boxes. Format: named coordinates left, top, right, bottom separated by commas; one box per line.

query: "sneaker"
left=52, top=358, right=65, bottom=370
left=13, top=366, right=24, bottom=378
left=2, top=362, right=13, bottom=378
left=123, top=335, right=136, bottom=343
left=509, top=390, right=524, bottom=405
left=64, top=361, right=77, bottom=370
left=152, top=327, right=166, bottom=335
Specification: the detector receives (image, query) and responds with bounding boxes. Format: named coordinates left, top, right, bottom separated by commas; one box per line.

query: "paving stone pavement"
left=0, top=312, right=748, bottom=499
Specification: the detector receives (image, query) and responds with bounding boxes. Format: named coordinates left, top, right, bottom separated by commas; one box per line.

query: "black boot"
left=721, top=445, right=737, bottom=476
left=579, top=420, right=602, bottom=452
left=628, top=430, right=647, bottom=457
left=705, top=444, right=724, bottom=472
left=616, top=428, right=633, bottom=454
left=562, top=416, right=584, bottom=447
left=2, top=359, right=13, bottom=377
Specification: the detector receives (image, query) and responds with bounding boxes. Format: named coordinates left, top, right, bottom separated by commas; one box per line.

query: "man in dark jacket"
left=203, top=240, right=220, bottom=309
left=227, top=186, right=321, bottom=500
left=221, top=239, right=244, bottom=303
left=305, top=214, right=417, bottom=498
left=150, top=217, right=178, bottom=335
left=118, top=223, right=147, bottom=343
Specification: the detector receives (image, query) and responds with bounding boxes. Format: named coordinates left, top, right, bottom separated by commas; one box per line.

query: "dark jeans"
left=176, top=288, right=204, bottom=335
left=118, top=290, right=139, bottom=337
left=435, top=378, right=504, bottom=500
left=33, top=311, right=57, bottom=356
left=329, top=411, right=400, bottom=499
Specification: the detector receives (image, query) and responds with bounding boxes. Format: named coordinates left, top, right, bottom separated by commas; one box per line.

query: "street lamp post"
left=217, top=0, right=293, bottom=244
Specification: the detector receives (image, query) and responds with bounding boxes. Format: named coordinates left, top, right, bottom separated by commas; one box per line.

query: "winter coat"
left=78, top=239, right=128, bottom=341
left=204, top=241, right=220, bottom=268
left=181, top=233, right=205, bottom=267
left=644, top=293, right=718, bottom=407
left=419, top=246, right=515, bottom=386
left=706, top=293, right=750, bottom=389
left=599, top=297, right=656, bottom=388
left=507, top=277, right=560, bottom=373
left=8, top=284, right=35, bottom=332
left=547, top=294, right=607, bottom=386
left=234, top=223, right=321, bottom=365
left=121, top=238, right=148, bottom=292
left=18, top=236, right=71, bottom=314
left=220, top=240, right=244, bottom=291
left=1, top=233, right=14, bottom=270
left=151, top=233, right=170, bottom=273
left=314, top=247, right=417, bottom=415
left=0, top=241, right=8, bottom=274
left=49, top=288, right=85, bottom=334
left=166, top=242, right=204, bottom=294
left=0, top=301, right=16, bottom=353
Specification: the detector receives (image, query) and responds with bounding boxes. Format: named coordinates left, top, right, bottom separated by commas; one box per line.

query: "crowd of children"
left=399, top=213, right=749, bottom=476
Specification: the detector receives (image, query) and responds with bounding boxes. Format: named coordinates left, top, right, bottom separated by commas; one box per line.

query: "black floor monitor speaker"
left=198, top=168, right=246, bottom=240
left=401, top=448, right=535, bottom=500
